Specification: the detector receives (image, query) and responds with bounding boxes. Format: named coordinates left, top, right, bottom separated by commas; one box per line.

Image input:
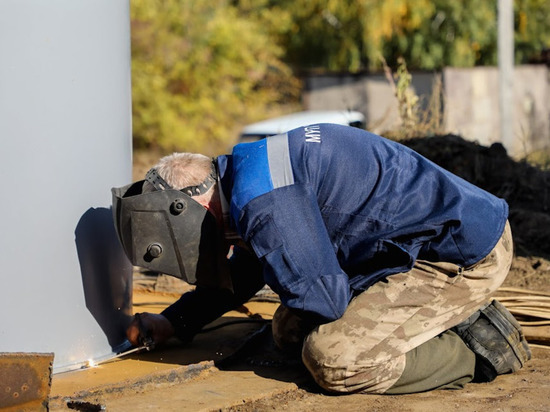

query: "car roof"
left=240, top=110, right=365, bottom=136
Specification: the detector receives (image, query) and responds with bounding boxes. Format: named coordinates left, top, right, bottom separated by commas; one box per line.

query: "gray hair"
left=143, top=153, right=214, bottom=193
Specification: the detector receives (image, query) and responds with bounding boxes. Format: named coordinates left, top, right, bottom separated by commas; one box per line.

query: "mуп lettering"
left=305, top=125, right=321, bottom=143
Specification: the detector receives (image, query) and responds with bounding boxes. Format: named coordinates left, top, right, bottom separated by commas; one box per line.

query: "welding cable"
left=249, top=295, right=281, bottom=303
left=199, top=318, right=272, bottom=333
left=133, top=302, right=178, bottom=307
left=496, top=287, right=550, bottom=324
left=495, top=287, right=550, bottom=348
left=133, top=295, right=282, bottom=306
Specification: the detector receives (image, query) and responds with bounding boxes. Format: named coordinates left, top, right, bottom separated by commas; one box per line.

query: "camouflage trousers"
left=272, top=221, right=513, bottom=394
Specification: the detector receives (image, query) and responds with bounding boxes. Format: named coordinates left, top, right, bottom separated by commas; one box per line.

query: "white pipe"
left=498, top=0, right=515, bottom=154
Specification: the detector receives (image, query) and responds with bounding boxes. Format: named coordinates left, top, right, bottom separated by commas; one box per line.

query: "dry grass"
left=380, top=57, right=445, bottom=140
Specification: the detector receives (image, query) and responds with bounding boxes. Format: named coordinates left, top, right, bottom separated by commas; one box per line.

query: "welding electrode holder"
left=135, top=313, right=155, bottom=351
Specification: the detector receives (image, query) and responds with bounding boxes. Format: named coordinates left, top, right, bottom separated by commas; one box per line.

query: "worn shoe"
left=452, top=300, right=531, bottom=379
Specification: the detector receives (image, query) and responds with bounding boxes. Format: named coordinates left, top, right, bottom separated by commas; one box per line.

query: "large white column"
left=0, top=0, right=133, bottom=372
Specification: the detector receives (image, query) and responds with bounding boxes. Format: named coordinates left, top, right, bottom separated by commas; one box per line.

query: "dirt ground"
left=49, top=294, right=550, bottom=412
left=221, top=349, right=550, bottom=412
left=49, top=136, right=550, bottom=411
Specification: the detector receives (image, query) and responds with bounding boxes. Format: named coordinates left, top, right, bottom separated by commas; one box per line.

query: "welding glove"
left=126, top=312, right=175, bottom=348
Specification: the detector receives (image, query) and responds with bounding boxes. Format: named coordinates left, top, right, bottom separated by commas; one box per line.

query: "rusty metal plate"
left=0, top=352, right=54, bottom=412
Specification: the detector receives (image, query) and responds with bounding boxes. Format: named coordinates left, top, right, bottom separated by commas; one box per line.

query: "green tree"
left=515, top=0, right=550, bottom=64
left=383, top=0, right=550, bottom=69
left=131, top=0, right=550, bottom=152
left=252, top=0, right=433, bottom=72
left=383, top=0, right=498, bottom=70
left=131, top=0, right=300, bottom=153
left=255, top=0, right=550, bottom=71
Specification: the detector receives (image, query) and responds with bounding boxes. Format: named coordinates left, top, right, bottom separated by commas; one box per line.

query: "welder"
left=112, top=124, right=530, bottom=394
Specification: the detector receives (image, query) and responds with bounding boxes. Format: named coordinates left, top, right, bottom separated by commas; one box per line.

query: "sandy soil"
left=50, top=296, right=550, bottom=412
left=221, top=348, right=550, bottom=412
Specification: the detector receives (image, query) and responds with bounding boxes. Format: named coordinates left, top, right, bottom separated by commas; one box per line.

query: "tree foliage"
left=130, top=0, right=550, bottom=151
left=262, top=0, right=434, bottom=72
left=131, top=0, right=300, bottom=153
left=515, top=0, right=550, bottom=64
left=262, top=0, right=549, bottom=71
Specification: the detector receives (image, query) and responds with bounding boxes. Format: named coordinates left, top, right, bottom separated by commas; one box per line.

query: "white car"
left=239, top=110, right=365, bottom=143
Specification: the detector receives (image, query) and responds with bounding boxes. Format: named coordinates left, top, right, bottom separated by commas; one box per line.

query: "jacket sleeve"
left=240, top=184, right=351, bottom=323
left=161, top=245, right=264, bottom=343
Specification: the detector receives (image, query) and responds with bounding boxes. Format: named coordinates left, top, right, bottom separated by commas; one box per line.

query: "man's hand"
left=126, top=312, right=175, bottom=348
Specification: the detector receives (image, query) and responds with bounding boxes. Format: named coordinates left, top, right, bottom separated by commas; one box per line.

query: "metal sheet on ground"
left=0, top=352, right=54, bottom=411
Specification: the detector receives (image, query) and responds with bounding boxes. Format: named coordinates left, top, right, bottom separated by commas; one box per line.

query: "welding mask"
left=111, top=165, right=232, bottom=290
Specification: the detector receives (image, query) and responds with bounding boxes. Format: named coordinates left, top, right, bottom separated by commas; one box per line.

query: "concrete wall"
left=444, top=66, right=549, bottom=156
left=304, top=65, right=550, bottom=157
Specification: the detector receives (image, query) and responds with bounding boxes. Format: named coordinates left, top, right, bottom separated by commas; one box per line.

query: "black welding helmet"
left=111, top=165, right=232, bottom=290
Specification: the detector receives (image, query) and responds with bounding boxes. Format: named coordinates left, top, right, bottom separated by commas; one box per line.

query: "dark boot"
left=452, top=300, right=531, bottom=381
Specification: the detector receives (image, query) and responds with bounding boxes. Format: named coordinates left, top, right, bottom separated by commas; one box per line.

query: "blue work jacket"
left=216, top=124, right=508, bottom=323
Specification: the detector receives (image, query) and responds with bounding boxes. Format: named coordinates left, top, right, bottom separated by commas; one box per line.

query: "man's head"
left=149, top=153, right=213, bottom=191
left=143, top=153, right=223, bottom=224
left=112, top=152, right=231, bottom=289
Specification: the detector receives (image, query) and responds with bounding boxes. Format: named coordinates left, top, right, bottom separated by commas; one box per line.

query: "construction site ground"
left=49, top=278, right=550, bottom=412
left=49, top=135, right=550, bottom=411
